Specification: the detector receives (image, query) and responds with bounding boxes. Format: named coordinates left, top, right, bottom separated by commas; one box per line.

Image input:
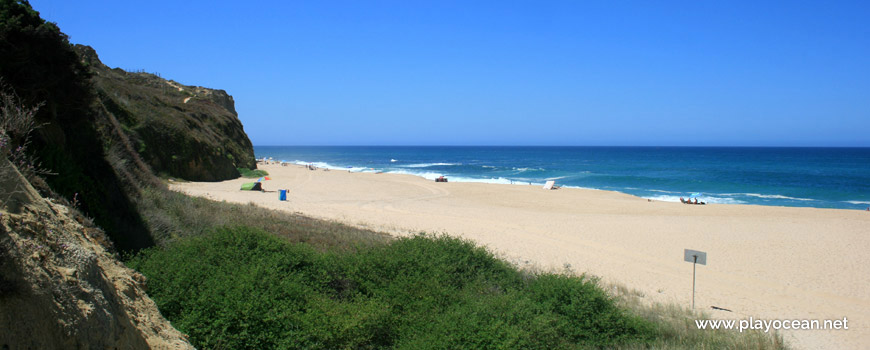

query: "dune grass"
left=609, top=285, right=787, bottom=349
left=134, top=186, right=388, bottom=251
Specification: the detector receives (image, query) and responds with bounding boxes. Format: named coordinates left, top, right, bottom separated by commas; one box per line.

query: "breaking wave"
left=401, top=163, right=462, bottom=168
left=721, top=193, right=815, bottom=201
left=644, top=195, right=746, bottom=205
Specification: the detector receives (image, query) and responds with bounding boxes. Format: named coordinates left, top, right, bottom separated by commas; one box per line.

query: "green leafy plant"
left=237, top=167, right=268, bottom=178
left=130, top=228, right=657, bottom=349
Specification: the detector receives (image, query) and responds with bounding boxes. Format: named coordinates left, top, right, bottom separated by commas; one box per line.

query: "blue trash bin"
left=279, top=189, right=287, bottom=201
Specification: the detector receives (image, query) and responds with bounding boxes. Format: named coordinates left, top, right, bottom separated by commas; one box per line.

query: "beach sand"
left=171, top=163, right=870, bottom=349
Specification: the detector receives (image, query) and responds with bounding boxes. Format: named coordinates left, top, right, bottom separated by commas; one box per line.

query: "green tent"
left=240, top=182, right=262, bottom=191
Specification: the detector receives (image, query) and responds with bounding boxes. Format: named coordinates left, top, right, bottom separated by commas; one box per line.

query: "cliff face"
left=0, top=158, right=193, bottom=349
left=1, top=2, right=154, bottom=252
left=76, top=45, right=257, bottom=182
left=0, top=3, right=255, bottom=347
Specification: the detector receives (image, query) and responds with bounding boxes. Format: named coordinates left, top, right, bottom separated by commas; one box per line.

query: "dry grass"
left=607, top=282, right=789, bottom=350
left=134, top=185, right=390, bottom=252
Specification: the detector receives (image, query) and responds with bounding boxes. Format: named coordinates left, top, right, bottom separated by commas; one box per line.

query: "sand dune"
left=171, top=163, right=870, bottom=349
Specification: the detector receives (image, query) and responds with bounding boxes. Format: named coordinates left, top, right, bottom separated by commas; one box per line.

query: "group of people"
left=680, top=197, right=706, bottom=205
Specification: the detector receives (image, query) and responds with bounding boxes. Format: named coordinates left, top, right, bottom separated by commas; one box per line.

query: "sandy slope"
left=171, top=163, right=870, bottom=349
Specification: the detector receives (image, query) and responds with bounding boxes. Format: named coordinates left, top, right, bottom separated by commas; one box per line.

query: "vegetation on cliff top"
left=1, top=0, right=154, bottom=251
left=2, top=0, right=257, bottom=251
left=79, top=44, right=257, bottom=181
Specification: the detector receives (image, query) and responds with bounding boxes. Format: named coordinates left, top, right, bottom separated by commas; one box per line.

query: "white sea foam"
left=292, top=160, right=335, bottom=169
left=387, top=169, right=532, bottom=185
left=283, top=159, right=808, bottom=207
left=386, top=170, right=444, bottom=180
left=390, top=159, right=398, bottom=162
left=309, top=161, right=337, bottom=169
left=645, top=191, right=815, bottom=203
left=401, top=163, right=461, bottom=168
left=558, top=185, right=599, bottom=191
left=447, top=176, right=518, bottom=185
left=704, top=197, right=748, bottom=205
left=845, top=200, right=870, bottom=205
left=722, top=193, right=815, bottom=201
left=512, top=167, right=545, bottom=172
left=646, top=189, right=680, bottom=194
left=291, top=160, right=315, bottom=166
left=644, top=195, right=746, bottom=205
left=643, top=195, right=683, bottom=203
left=292, top=160, right=371, bottom=172
left=623, top=187, right=681, bottom=194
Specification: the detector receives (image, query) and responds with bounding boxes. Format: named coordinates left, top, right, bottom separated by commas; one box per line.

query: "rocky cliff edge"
left=0, top=157, right=193, bottom=349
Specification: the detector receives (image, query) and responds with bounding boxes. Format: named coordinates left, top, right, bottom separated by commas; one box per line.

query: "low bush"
left=130, top=227, right=656, bottom=349
left=238, top=167, right=268, bottom=178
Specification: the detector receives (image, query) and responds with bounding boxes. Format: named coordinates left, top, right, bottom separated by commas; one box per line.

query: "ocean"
left=253, top=146, right=870, bottom=210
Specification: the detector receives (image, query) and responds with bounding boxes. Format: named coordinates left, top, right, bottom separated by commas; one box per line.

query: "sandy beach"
left=171, top=163, right=870, bottom=349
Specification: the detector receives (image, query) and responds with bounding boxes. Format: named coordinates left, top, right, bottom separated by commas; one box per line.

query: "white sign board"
left=684, top=249, right=707, bottom=265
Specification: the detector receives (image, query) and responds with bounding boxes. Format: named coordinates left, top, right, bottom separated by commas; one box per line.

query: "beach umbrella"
left=256, top=176, right=271, bottom=182
left=689, top=192, right=701, bottom=198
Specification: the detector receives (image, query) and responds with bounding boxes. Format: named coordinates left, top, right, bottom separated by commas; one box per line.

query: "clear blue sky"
left=30, top=0, right=870, bottom=146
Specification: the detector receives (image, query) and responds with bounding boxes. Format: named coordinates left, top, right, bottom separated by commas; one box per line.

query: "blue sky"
left=31, top=0, right=870, bottom=146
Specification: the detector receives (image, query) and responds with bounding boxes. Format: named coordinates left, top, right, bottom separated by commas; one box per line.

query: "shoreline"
left=259, top=158, right=870, bottom=211
left=172, top=163, right=870, bottom=349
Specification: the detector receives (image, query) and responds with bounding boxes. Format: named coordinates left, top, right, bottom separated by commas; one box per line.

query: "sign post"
left=683, top=249, right=707, bottom=309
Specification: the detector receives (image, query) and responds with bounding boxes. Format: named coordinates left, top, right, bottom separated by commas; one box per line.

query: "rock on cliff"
left=0, top=157, right=193, bottom=349
left=76, top=45, right=257, bottom=182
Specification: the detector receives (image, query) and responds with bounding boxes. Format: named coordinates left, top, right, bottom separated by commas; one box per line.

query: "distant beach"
left=172, top=162, right=870, bottom=349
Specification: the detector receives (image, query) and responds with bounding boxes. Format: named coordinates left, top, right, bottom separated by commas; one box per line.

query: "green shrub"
left=130, top=228, right=656, bottom=349
left=528, top=274, right=655, bottom=345
left=237, top=167, right=268, bottom=178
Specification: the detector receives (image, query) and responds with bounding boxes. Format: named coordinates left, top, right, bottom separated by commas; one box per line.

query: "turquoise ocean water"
left=254, top=146, right=870, bottom=210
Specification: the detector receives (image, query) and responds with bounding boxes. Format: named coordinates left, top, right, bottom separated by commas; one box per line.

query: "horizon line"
left=252, top=145, right=870, bottom=148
